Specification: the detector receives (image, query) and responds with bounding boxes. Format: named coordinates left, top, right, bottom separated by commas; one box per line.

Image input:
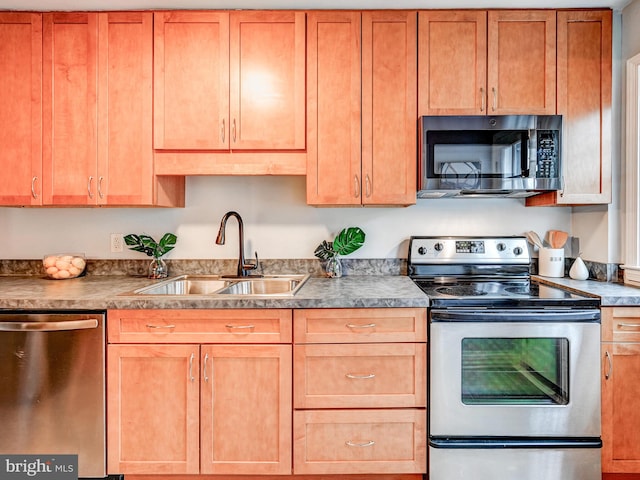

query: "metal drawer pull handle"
left=346, top=323, right=376, bottom=329
left=203, top=353, right=209, bottom=382
left=618, top=322, right=640, bottom=329
left=221, top=119, right=225, bottom=142
left=365, top=174, right=372, bottom=198
left=605, top=350, right=612, bottom=380
left=346, top=373, right=376, bottom=379
left=480, top=87, right=485, bottom=112
left=232, top=118, right=237, bottom=142
left=189, top=353, right=195, bottom=383
left=346, top=440, right=375, bottom=448
left=354, top=175, right=360, bottom=198
left=225, top=324, right=255, bottom=330
left=146, top=324, right=176, bottom=329
left=87, top=176, right=94, bottom=199
left=492, top=87, right=497, bottom=111
left=98, top=176, right=104, bottom=198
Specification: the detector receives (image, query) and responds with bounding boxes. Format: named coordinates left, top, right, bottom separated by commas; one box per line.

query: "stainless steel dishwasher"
left=0, top=311, right=106, bottom=478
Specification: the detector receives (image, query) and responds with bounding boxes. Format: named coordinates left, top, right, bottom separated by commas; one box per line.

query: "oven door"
left=429, top=309, right=601, bottom=438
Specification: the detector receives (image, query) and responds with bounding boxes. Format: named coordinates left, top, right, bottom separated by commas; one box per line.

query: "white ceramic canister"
left=538, top=247, right=565, bottom=277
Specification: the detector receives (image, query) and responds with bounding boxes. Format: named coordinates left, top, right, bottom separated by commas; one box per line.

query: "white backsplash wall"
left=0, top=176, right=571, bottom=261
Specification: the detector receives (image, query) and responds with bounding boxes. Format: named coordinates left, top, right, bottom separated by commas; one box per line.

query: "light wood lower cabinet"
left=293, top=308, right=427, bottom=475
left=107, top=309, right=292, bottom=475
left=602, top=307, right=640, bottom=473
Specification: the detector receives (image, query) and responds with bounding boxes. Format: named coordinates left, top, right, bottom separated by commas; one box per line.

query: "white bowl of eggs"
left=43, top=254, right=87, bottom=279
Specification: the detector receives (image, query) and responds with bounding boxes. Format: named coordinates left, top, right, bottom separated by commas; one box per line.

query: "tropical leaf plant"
left=314, top=227, right=366, bottom=259
left=124, top=233, right=177, bottom=259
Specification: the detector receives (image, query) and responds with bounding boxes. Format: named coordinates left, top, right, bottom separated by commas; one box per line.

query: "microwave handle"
left=521, top=134, right=530, bottom=177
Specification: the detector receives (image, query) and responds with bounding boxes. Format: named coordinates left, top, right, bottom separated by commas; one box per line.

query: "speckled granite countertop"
left=534, top=276, right=640, bottom=306
left=0, top=274, right=429, bottom=310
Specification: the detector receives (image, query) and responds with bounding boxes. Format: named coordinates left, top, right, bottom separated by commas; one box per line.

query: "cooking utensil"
left=525, top=231, right=544, bottom=249
left=548, top=230, right=569, bottom=249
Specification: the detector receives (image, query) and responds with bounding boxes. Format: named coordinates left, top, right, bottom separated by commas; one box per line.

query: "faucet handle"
left=243, top=251, right=260, bottom=273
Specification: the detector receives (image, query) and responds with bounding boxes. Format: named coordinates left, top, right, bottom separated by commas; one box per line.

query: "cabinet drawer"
left=602, top=307, right=640, bottom=343
left=293, top=409, right=426, bottom=474
left=293, top=308, right=427, bottom=343
left=107, top=309, right=292, bottom=344
left=294, top=343, right=426, bottom=408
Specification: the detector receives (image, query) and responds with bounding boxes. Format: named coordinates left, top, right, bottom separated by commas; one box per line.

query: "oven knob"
left=497, top=242, right=506, bottom=251
left=418, top=246, right=427, bottom=255
left=513, top=246, right=523, bottom=255
left=434, top=242, right=444, bottom=252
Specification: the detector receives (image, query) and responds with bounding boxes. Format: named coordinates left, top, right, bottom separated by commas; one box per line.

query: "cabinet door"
left=602, top=342, right=640, bottom=473
left=200, top=344, right=292, bottom=474
left=418, top=10, right=487, bottom=115
left=154, top=11, right=229, bottom=150
left=107, top=344, right=200, bottom=474
left=487, top=10, right=556, bottom=115
left=362, top=11, right=416, bottom=206
left=42, top=13, right=98, bottom=205
left=97, top=12, right=153, bottom=205
left=0, top=13, right=42, bottom=206
left=529, top=10, right=612, bottom=207
left=230, top=11, right=305, bottom=150
left=306, top=11, right=362, bottom=206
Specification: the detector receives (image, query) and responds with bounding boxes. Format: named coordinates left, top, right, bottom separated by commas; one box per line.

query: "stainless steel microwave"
left=418, top=115, right=562, bottom=198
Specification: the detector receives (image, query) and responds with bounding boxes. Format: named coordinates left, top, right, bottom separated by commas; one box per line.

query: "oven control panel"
left=409, top=236, right=530, bottom=265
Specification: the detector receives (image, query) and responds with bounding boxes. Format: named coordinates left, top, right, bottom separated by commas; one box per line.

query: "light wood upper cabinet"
left=0, top=13, right=42, bottom=206
left=418, top=10, right=555, bottom=116
left=418, top=10, right=487, bottom=115
left=307, top=11, right=417, bottom=206
left=43, top=13, right=98, bottom=205
left=154, top=11, right=305, bottom=152
left=487, top=10, right=556, bottom=115
left=527, top=10, right=612, bottom=206
left=42, top=12, right=183, bottom=206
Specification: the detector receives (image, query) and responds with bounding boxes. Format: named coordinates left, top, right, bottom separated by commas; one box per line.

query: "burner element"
left=435, top=286, right=488, bottom=297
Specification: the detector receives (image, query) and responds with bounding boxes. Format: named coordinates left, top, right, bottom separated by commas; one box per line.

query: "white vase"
left=569, top=257, right=589, bottom=280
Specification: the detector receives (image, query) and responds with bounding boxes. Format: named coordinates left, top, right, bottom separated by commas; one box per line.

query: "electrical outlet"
left=111, top=233, right=124, bottom=253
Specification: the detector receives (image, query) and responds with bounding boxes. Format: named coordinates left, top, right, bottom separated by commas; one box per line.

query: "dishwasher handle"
left=0, top=318, right=99, bottom=332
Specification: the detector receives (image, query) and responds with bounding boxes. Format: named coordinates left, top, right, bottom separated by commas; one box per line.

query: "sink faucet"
left=215, top=211, right=259, bottom=277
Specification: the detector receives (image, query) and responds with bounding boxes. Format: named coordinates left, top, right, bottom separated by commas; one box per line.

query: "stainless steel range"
left=408, top=236, right=602, bottom=480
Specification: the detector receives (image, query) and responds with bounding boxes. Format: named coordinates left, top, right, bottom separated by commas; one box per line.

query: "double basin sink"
left=129, top=274, right=310, bottom=297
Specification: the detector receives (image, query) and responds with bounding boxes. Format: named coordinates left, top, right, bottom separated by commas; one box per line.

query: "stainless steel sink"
left=128, top=274, right=309, bottom=296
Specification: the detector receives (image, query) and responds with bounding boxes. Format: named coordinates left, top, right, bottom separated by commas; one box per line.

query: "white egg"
left=68, top=266, right=80, bottom=276
left=71, top=257, right=86, bottom=269
left=43, top=256, right=57, bottom=268
left=55, top=260, right=71, bottom=271
left=57, top=269, right=71, bottom=279
left=46, top=266, right=59, bottom=275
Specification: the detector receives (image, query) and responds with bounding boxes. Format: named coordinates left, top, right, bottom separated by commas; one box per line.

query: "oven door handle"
left=430, top=309, right=600, bottom=323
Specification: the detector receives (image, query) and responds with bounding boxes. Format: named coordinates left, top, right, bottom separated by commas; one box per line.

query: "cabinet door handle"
left=365, top=174, right=372, bottom=198
left=605, top=350, right=612, bottom=380
left=225, top=324, right=255, bottom=330
left=345, top=373, right=376, bottom=379
left=618, top=322, right=640, bottom=329
left=346, top=440, right=375, bottom=448
left=354, top=175, right=360, bottom=198
left=480, top=87, right=485, bottom=112
left=203, top=353, right=209, bottom=382
left=145, top=324, right=176, bottom=329
left=491, top=87, right=497, bottom=111
left=346, top=323, right=376, bottom=329
left=232, top=118, right=237, bottom=143
left=97, top=176, right=104, bottom=199
left=87, top=176, right=94, bottom=199
left=221, top=119, right=226, bottom=143
left=31, top=176, right=39, bottom=199
left=188, top=352, right=195, bottom=383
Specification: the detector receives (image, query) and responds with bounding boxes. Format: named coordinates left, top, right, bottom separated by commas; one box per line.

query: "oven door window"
left=461, top=337, right=569, bottom=406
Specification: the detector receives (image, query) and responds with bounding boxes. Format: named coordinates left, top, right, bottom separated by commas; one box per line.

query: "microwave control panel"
left=536, top=130, right=559, bottom=179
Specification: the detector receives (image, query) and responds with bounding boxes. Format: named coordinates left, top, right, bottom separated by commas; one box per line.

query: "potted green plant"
left=314, top=227, right=366, bottom=277
left=124, top=233, right=177, bottom=279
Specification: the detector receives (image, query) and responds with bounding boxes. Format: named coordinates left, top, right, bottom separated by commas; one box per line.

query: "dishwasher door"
left=0, top=311, right=105, bottom=478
